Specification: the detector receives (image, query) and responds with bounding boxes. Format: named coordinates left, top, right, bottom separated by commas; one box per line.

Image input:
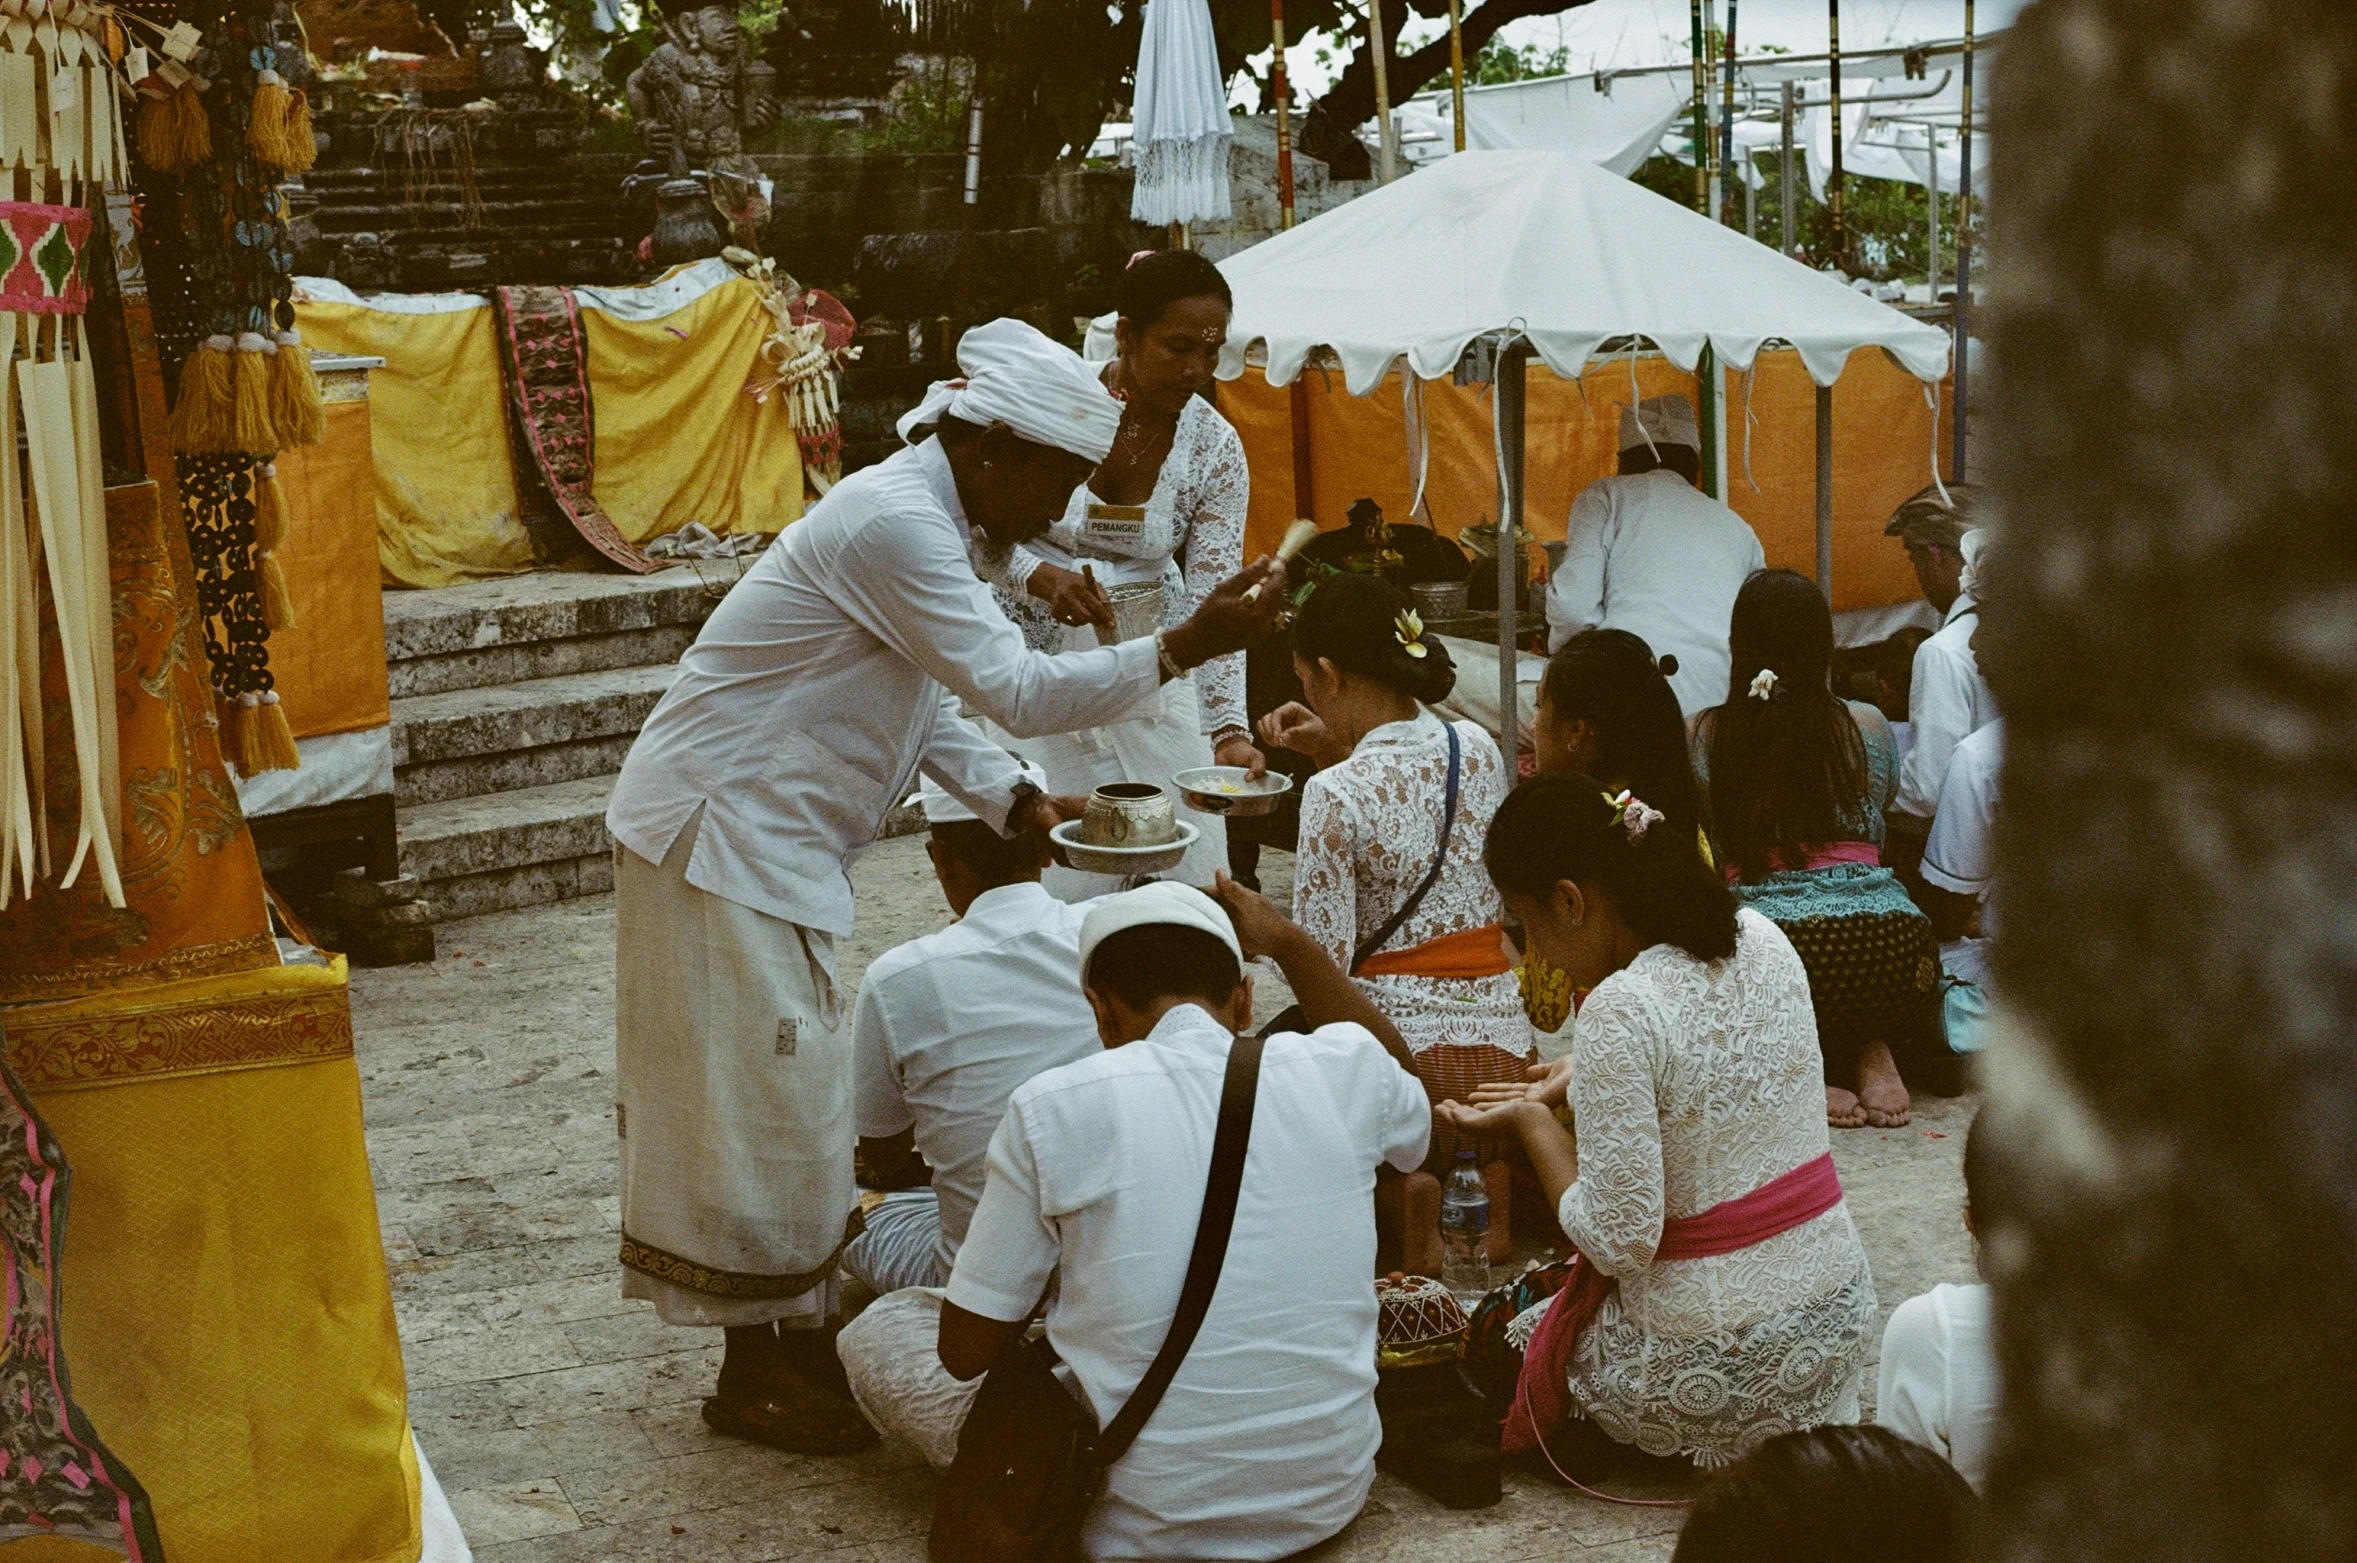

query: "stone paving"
left=353, top=836, right=1980, bottom=1563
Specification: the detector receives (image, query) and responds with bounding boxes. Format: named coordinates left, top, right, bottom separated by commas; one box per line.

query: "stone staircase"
left=382, top=567, right=720, bottom=922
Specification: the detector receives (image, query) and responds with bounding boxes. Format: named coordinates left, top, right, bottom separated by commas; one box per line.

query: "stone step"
left=392, top=663, right=678, bottom=805
left=383, top=567, right=721, bottom=698
left=397, top=774, right=618, bottom=920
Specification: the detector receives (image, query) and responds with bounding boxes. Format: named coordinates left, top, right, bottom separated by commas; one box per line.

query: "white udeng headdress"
left=896, top=318, right=1125, bottom=464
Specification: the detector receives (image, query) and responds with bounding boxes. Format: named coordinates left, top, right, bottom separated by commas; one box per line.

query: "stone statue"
left=626, top=4, right=777, bottom=181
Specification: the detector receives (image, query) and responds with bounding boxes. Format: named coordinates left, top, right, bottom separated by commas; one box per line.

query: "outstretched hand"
left=1164, top=557, right=1288, bottom=668
left=1209, top=871, right=1298, bottom=962
left=1257, top=701, right=1341, bottom=768
left=1028, top=562, right=1116, bottom=633
left=1009, top=791, right=1090, bottom=867
left=1467, top=1056, right=1572, bottom=1110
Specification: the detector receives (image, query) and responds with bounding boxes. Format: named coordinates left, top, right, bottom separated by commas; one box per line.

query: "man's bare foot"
left=1826, top=1085, right=1867, bottom=1128
left=1856, top=1042, right=1912, bottom=1127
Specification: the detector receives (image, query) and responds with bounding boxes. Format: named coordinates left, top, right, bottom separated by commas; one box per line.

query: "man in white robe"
left=1545, top=394, right=1767, bottom=716
left=604, top=319, right=1282, bottom=1452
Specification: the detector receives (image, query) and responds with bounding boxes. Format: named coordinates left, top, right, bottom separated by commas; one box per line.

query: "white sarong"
left=615, top=809, right=859, bottom=1326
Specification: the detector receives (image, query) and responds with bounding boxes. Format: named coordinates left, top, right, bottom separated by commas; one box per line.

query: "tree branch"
left=1309, top=0, right=1598, bottom=140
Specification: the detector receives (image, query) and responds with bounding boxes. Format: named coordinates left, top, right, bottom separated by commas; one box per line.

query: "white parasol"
left=1129, top=0, right=1234, bottom=226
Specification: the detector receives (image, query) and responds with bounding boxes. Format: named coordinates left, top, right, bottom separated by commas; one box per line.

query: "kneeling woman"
left=1261, top=574, right=1533, bottom=1271
left=1441, top=774, right=1876, bottom=1471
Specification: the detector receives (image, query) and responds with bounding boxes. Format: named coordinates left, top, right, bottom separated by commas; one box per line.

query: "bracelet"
left=1209, top=725, right=1251, bottom=748
left=1154, top=630, right=1186, bottom=681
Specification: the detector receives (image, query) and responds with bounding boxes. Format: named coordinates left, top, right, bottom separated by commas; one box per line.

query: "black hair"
left=1084, top=923, right=1243, bottom=1011
left=1539, top=629, right=1706, bottom=846
left=1619, top=441, right=1703, bottom=485
left=1883, top=481, right=1985, bottom=548
left=1961, top=1106, right=1989, bottom=1217
left=1290, top=572, right=1457, bottom=705
left=928, top=818, right=1047, bottom=885
left=1703, top=569, right=1871, bottom=885
left=1483, top=772, right=1738, bottom=964
left=1671, top=1425, right=1980, bottom=1563
left=1116, top=249, right=1234, bottom=331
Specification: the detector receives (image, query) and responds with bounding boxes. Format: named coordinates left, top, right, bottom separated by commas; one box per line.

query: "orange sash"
left=1355, top=924, right=1514, bottom=980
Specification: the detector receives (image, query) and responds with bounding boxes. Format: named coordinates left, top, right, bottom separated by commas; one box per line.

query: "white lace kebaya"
left=1511, top=908, right=1879, bottom=1466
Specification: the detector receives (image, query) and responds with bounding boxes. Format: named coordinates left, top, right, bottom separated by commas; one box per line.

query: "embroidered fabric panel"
left=494, top=285, right=660, bottom=574
left=618, top=1209, right=867, bottom=1302
left=0, top=204, right=92, bottom=316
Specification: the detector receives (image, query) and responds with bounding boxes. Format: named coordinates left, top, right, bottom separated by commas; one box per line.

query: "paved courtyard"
left=353, top=836, right=1979, bottom=1562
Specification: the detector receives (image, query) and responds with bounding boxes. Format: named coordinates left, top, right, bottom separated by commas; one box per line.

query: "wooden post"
left=1496, top=339, right=1530, bottom=763
left=1828, top=0, right=1845, bottom=271
left=1690, top=0, right=1708, bottom=214
left=1721, top=0, right=1740, bottom=225
left=1927, top=126, right=1940, bottom=288
left=1271, top=0, right=1297, bottom=228
left=1815, top=381, right=1833, bottom=599
left=1369, top=0, right=1398, bottom=183
left=1447, top=0, right=1466, bottom=153
left=1782, top=80, right=1798, bottom=259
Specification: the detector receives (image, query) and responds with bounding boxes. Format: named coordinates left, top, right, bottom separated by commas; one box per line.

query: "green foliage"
left=1628, top=152, right=1985, bottom=285
left=1464, top=38, right=1571, bottom=86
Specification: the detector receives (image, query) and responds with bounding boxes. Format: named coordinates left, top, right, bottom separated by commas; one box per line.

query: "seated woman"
left=1692, top=570, right=1939, bottom=1128
left=1442, top=773, right=1877, bottom=1475
left=1536, top=627, right=1709, bottom=849
left=1260, top=574, right=1533, bottom=1272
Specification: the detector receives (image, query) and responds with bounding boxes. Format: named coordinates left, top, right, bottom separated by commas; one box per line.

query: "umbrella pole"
left=1369, top=0, right=1398, bottom=183
left=1271, top=0, right=1297, bottom=227
left=1927, top=127, right=1940, bottom=288
left=1952, top=0, right=1976, bottom=479
left=1448, top=0, right=1466, bottom=152
left=1815, top=382, right=1834, bottom=600
left=1828, top=0, right=1845, bottom=271
left=1497, top=339, right=1530, bottom=763
left=1781, top=81, right=1797, bottom=258
left=957, top=95, right=984, bottom=330
left=1291, top=376, right=1314, bottom=521
left=1689, top=0, right=1708, bottom=214
left=1721, top=0, right=1738, bottom=224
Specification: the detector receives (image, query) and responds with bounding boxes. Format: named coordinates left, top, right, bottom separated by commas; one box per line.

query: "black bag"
left=929, top=1033, right=1266, bottom=1563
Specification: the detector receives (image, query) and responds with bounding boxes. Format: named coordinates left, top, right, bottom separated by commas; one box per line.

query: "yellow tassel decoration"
left=171, top=337, right=238, bottom=454
left=225, top=695, right=301, bottom=777
left=249, top=70, right=291, bottom=166
left=258, top=553, right=298, bottom=631
left=280, top=90, right=318, bottom=173
left=254, top=461, right=290, bottom=554
left=270, top=331, right=326, bottom=448
left=230, top=334, right=278, bottom=455
left=136, top=82, right=212, bottom=173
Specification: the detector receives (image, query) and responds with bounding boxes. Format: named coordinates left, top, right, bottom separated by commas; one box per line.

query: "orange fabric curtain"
left=268, top=395, right=392, bottom=741
left=1217, top=347, right=1953, bottom=615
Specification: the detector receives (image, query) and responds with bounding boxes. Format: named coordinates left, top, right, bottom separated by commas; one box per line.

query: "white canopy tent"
left=1214, top=148, right=1952, bottom=756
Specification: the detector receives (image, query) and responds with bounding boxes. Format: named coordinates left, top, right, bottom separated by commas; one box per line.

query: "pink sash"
left=1723, top=840, right=1882, bottom=883
left=1501, top=1151, right=1846, bottom=1454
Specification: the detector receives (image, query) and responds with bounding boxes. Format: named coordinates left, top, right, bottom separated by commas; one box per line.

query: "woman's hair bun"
left=1656, top=652, right=1680, bottom=678
left=1291, top=572, right=1458, bottom=705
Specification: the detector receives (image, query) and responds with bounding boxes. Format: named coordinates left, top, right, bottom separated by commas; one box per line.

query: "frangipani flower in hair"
left=1604, top=789, right=1665, bottom=839
left=1748, top=668, right=1780, bottom=701
left=1395, top=609, right=1428, bottom=660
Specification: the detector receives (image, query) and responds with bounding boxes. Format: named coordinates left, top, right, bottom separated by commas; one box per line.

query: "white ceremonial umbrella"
left=1130, top=0, right=1234, bottom=227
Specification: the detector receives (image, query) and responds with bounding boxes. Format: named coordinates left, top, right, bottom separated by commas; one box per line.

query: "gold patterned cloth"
left=8, top=957, right=424, bottom=1563
left=0, top=481, right=275, bottom=1006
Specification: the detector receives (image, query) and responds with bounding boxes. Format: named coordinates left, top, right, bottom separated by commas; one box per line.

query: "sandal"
left=702, top=1367, right=879, bottom=1455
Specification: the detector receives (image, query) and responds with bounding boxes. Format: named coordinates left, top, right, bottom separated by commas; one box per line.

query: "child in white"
left=1877, top=1110, right=2000, bottom=1490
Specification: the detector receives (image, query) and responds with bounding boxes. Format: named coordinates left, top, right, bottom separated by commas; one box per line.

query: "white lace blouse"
left=1291, top=710, right=1531, bottom=1057
left=988, top=395, right=1251, bottom=739
left=1538, top=907, right=1878, bottom=1465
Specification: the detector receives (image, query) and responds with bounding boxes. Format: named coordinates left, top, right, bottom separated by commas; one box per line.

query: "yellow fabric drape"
left=1218, top=347, right=1951, bottom=615
left=9, top=958, right=421, bottom=1563
left=295, top=301, right=532, bottom=590
left=578, top=277, right=805, bottom=540
left=268, top=395, right=392, bottom=739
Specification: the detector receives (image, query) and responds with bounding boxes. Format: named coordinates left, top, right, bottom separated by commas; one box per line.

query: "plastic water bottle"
left=1440, top=1150, right=1492, bottom=1306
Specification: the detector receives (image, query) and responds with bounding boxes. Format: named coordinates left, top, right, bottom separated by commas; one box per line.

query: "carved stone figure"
left=625, top=4, right=776, bottom=180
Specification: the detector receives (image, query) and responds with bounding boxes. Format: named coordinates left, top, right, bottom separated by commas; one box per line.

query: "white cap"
left=920, top=761, right=1048, bottom=825
left=1077, top=882, right=1243, bottom=985
left=1618, top=393, right=1700, bottom=453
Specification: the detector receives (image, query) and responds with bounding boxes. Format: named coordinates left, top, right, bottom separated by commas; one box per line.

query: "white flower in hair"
left=1748, top=668, right=1780, bottom=701
left=1395, top=609, right=1429, bottom=660
left=1604, top=789, right=1665, bottom=839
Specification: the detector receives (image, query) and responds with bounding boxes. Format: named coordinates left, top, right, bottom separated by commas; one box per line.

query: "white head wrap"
left=1957, top=528, right=1989, bottom=602
left=919, top=761, right=1048, bottom=825
left=1078, top=882, right=1243, bottom=985
left=895, top=318, right=1123, bottom=464
left=1618, top=393, right=1701, bottom=453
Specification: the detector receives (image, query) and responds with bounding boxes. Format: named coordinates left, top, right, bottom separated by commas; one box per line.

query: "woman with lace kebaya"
left=980, top=249, right=1262, bottom=896
left=1259, top=574, right=1533, bottom=1275
left=1440, top=774, right=1877, bottom=1476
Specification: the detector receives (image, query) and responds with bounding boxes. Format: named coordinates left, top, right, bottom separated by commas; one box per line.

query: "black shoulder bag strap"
left=1094, top=1032, right=1266, bottom=1466
left=1349, top=721, right=1463, bottom=976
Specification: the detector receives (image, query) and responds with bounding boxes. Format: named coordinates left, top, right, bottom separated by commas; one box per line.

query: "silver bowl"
left=1172, top=766, right=1295, bottom=818
left=1093, top=582, right=1167, bottom=648
left=1050, top=818, right=1200, bottom=877
left=1080, top=781, right=1178, bottom=847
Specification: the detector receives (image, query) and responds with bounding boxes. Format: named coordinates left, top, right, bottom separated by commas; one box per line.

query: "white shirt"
left=1546, top=469, right=1768, bottom=716
left=1895, top=597, right=1997, bottom=820
left=948, top=1004, right=1430, bottom=1562
left=1877, top=1281, right=1998, bottom=1491
left=606, top=439, right=1161, bottom=935
left=852, top=882, right=1102, bottom=1278
left=1922, top=719, right=2002, bottom=903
